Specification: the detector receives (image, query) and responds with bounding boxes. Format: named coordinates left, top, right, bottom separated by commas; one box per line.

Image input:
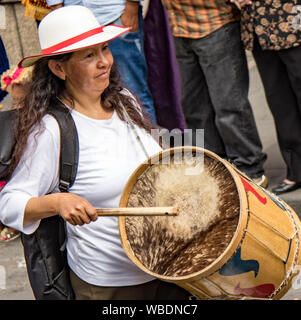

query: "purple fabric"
left=144, top=0, right=187, bottom=131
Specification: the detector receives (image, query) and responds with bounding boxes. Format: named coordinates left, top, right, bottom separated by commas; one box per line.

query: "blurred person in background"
left=238, top=0, right=301, bottom=195
left=0, top=66, right=33, bottom=242
left=0, top=36, right=9, bottom=107
left=161, top=0, right=268, bottom=188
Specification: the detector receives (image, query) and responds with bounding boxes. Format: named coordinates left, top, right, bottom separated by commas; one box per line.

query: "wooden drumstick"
left=96, top=207, right=178, bottom=216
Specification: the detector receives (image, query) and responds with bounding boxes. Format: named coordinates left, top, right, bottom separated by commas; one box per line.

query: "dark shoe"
left=272, top=181, right=301, bottom=195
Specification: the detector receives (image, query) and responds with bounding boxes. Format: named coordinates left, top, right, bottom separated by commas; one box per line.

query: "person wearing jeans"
left=46, top=0, right=157, bottom=124
left=161, top=0, right=267, bottom=186
left=108, top=5, right=156, bottom=124
left=0, top=37, right=9, bottom=103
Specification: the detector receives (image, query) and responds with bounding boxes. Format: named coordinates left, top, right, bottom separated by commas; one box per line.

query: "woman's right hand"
left=57, top=193, right=98, bottom=226
left=24, top=193, right=98, bottom=226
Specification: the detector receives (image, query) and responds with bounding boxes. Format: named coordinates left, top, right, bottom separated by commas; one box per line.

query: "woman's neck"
left=60, top=93, right=113, bottom=120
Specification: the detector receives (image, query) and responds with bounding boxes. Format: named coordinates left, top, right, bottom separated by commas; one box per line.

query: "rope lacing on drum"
left=245, top=203, right=300, bottom=299
left=245, top=210, right=297, bottom=268
left=269, top=206, right=300, bottom=298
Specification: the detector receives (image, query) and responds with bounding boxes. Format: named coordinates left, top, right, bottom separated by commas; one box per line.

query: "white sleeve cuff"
left=23, top=219, right=41, bottom=235
left=1, top=192, right=41, bottom=235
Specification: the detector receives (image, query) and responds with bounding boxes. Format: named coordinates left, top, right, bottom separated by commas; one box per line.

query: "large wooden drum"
left=118, top=147, right=301, bottom=300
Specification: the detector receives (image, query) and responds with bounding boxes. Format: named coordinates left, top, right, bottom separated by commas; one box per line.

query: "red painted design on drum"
left=240, top=177, right=267, bottom=205
left=234, top=282, right=275, bottom=298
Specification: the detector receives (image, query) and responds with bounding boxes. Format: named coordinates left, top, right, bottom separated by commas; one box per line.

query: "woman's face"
left=60, top=42, right=114, bottom=97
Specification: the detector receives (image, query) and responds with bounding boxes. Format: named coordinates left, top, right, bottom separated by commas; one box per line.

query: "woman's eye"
left=85, top=53, right=93, bottom=58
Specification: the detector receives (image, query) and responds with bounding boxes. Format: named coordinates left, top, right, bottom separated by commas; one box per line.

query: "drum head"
left=120, top=147, right=240, bottom=278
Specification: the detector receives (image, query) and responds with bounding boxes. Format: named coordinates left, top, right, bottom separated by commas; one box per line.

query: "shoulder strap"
left=48, top=100, right=79, bottom=193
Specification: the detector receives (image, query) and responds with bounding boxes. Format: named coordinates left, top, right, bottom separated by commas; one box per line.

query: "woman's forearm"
left=24, top=193, right=60, bottom=225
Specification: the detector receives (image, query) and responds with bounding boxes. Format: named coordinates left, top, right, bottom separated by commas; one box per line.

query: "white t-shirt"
left=0, top=104, right=161, bottom=286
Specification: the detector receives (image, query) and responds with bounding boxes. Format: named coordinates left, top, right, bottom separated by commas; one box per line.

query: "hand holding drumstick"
left=24, top=193, right=177, bottom=226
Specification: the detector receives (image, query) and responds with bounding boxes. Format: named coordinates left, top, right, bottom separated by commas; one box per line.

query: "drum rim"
left=118, top=146, right=249, bottom=281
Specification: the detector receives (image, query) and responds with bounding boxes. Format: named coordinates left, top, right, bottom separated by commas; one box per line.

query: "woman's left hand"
left=230, top=0, right=252, bottom=8
left=121, top=1, right=139, bottom=32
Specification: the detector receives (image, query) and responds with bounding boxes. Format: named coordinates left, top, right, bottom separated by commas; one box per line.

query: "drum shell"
left=119, top=147, right=301, bottom=300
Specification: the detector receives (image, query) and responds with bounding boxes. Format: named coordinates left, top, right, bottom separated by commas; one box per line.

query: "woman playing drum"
left=0, top=5, right=190, bottom=300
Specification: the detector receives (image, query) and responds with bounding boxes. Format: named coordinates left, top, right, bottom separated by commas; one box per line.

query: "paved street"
left=0, top=52, right=301, bottom=300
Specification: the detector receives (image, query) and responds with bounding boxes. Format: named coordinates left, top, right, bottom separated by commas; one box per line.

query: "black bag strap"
left=47, top=100, right=79, bottom=193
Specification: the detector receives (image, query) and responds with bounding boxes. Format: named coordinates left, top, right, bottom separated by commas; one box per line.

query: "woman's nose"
left=96, top=57, right=107, bottom=68
left=96, top=52, right=111, bottom=68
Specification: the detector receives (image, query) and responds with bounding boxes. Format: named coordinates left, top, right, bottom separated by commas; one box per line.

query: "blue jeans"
left=0, top=37, right=9, bottom=102
left=173, top=22, right=266, bottom=178
left=109, top=7, right=157, bottom=124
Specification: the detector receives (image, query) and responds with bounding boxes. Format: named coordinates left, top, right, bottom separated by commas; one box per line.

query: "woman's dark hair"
left=8, top=52, right=155, bottom=178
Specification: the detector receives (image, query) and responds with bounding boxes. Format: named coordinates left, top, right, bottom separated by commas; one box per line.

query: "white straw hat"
left=18, top=5, right=130, bottom=68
